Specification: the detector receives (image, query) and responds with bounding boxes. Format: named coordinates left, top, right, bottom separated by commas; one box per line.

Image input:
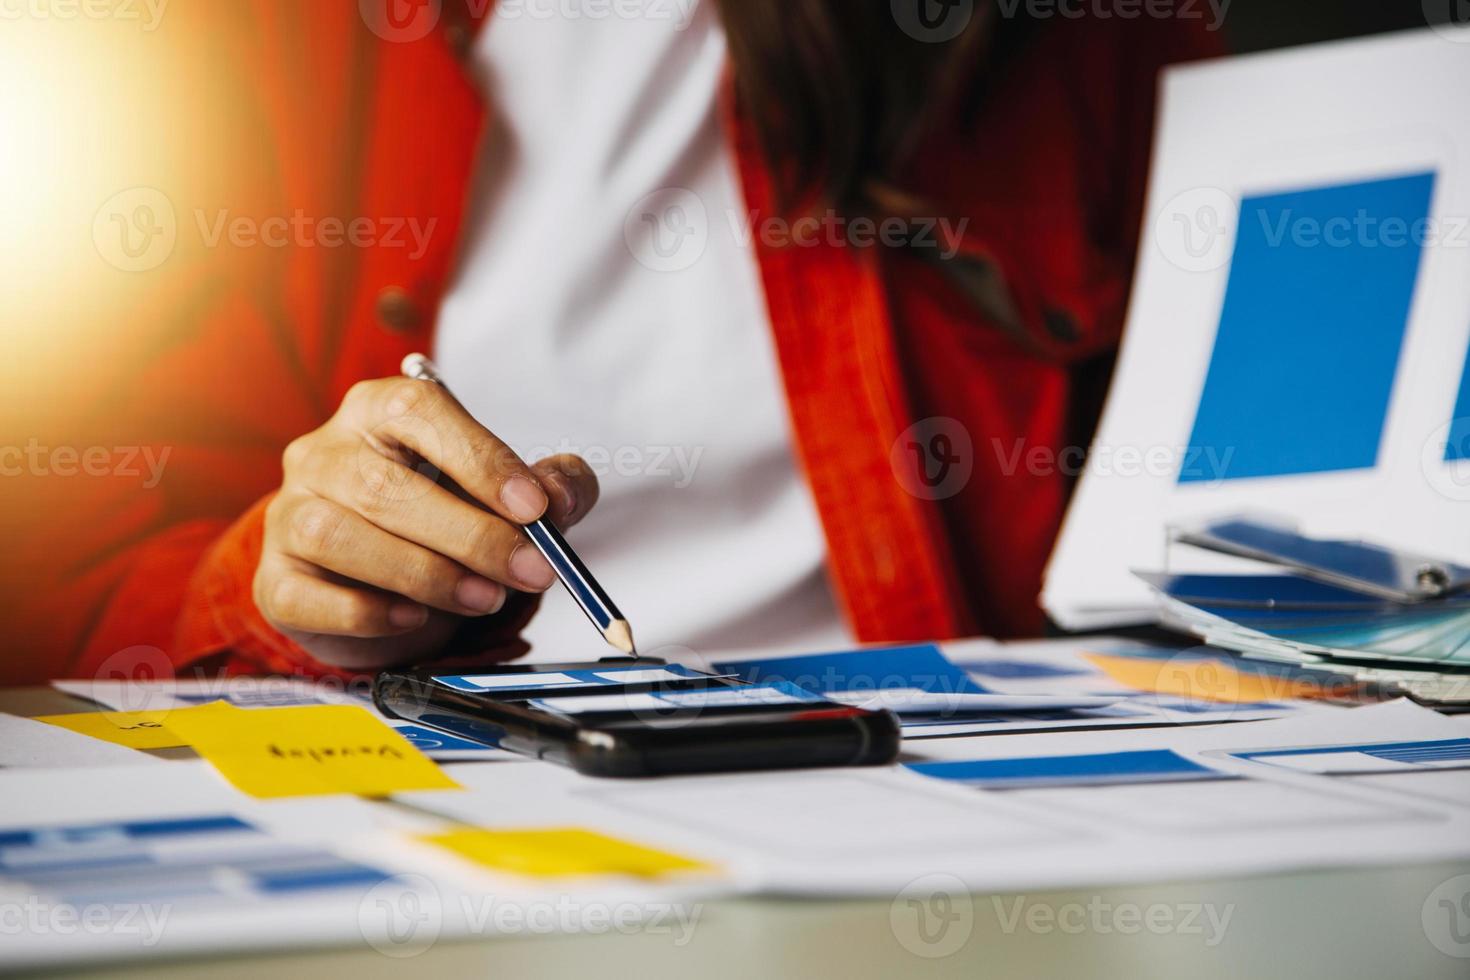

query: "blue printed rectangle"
left=0, top=814, right=389, bottom=905
left=1182, top=171, right=1436, bottom=482
left=391, top=723, right=500, bottom=752
left=907, top=750, right=1231, bottom=789
left=958, top=659, right=1090, bottom=680
left=712, top=644, right=988, bottom=697
left=1448, top=342, right=1470, bottom=461
left=1235, top=738, right=1470, bottom=772
left=0, top=815, right=255, bottom=872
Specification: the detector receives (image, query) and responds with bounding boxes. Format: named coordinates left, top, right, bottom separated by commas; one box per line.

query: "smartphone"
left=373, top=658, right=901, bottom=778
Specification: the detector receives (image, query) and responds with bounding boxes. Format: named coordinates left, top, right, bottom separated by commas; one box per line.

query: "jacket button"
left=375, top=286, right=421, bottom=333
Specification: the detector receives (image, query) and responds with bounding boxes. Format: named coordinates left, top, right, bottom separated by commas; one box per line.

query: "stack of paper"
left=398, top=700, right=1470, bottom=896
left=1141, top=571, right=1470, bottom=705
left=10, top=653, right=1470, bottom=970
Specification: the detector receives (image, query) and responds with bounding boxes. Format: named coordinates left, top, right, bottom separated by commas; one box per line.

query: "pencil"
left=401, top=353, right=637, bottom=656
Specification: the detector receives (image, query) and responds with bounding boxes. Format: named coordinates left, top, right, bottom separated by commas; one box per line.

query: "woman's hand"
left=253, top=377, right=598, bottom=671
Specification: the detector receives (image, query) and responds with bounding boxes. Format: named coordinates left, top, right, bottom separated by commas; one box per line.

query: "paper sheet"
left=709, top=643, right=1123, bottom=733
left=633, top=702, right=1470, bottom=893
left=11, top=696, right=1470, bottom=971
left=395, top=700, right=1470, bottom=899
left=53, top=674, right=352, bottom=712
left=0, top=763, right=435, bottom=969
left=0, top=712, right=162, bottom=767
left=0, top=761, right=719, bottom=971
left=1044, top=27, right=1470, bottom=627
left=923, top=637, right=1329, bottom=736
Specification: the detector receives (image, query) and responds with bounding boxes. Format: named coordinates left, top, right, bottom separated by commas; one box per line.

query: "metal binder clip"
left=1170, top=514, right=1470, bottom=603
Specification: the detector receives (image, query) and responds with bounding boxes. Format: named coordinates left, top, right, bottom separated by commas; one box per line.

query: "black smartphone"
left=373, top=658, right=900, bottom=778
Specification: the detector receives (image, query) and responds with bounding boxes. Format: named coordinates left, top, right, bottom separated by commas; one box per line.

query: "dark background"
left=1225, top=0, right=1461, bottom=51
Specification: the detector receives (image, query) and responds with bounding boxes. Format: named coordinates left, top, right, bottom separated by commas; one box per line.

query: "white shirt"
left=434, top=0, right=848, bottom=660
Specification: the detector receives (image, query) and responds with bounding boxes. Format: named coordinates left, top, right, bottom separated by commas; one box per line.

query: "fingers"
left=340, top=378, right=550, bottom=525
left=290, top=450, right=558, bottom=594
left=531, top=453, right=600, bottom=527
left=262, top=378, right=606, bottom=653
left=270, top=495, right=509, bottom=616
left=255, top=555, right=428, bottom=638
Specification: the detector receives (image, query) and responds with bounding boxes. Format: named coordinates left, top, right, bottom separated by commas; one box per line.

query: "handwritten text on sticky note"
left=34, top=710, right=189, bottom=750
left=162, top=704, right=460, bottom=798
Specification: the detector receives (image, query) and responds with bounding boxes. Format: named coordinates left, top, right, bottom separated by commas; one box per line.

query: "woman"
left=1, top=2, right=1217, bottom=683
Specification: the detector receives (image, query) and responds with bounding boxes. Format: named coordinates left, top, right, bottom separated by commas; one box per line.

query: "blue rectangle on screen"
left=1182, top=171, right=1436, bottom=483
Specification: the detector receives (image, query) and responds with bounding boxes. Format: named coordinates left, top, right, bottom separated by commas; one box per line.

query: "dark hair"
left=715, top=1, right=994, bottom=216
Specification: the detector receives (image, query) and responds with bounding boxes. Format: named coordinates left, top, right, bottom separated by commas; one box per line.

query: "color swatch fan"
left=1138, top=519, right=1470, bottom=706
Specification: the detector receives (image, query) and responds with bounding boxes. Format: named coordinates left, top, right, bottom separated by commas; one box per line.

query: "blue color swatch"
left=1182, top=171, right=1436, bottom=482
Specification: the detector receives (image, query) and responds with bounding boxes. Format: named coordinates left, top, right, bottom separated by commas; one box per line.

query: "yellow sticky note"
left=1084, top=653, right=1321, bottom=704
left=34, top=710, right=188, bottom=749
left=161, top=703, right=460, bottom=799
left=420, top=828, right=712, bottom=879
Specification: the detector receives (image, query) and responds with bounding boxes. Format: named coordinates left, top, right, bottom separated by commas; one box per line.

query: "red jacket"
left=0, top=3, right=1219, bottom=685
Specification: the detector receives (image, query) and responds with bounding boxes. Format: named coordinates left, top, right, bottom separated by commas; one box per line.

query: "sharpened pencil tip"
left=604, top=620, right=636, bottom=656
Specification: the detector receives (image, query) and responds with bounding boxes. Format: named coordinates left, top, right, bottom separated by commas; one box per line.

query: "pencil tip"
left=604, top=620, right=636, bottom=656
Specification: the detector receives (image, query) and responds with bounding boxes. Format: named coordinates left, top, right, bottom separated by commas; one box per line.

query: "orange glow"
left=0, top=12, right=201, bottom=405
